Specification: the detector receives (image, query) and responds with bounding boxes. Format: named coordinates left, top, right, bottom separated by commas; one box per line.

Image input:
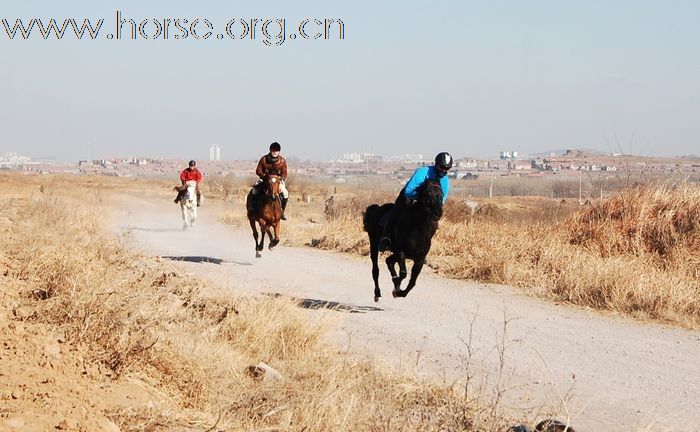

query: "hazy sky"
left=1, top=0, right=698, bottom=161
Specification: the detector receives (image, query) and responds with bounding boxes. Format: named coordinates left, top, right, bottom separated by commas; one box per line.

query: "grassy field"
left=1, top=173, right=519, bottom=431
left=217, top=175, right=700, bottom=329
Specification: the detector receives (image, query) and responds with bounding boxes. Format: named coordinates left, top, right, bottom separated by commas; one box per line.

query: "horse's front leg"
left=395, top=258, right=425, bottom=298
left=391, top=252, right=408, bottom=297
left=191, top=205, right=197, bottom=226
left=397, top=252, right=408, bottom=281
left=250, top=219, right=263, bottom=258
left=385, top=253, right=400, bottom=291
left=181, top=204, right=188, bottom=230
left=258, top=221, right=268, bottom=251
left=370, top=239, right=381, bottom=302
left=269, top=220, right=280, bottom=249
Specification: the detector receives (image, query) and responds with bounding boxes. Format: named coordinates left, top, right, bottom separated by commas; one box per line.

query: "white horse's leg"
left=191, top=203, right=197, bottom=226
left=181, top=203, right=188, bottom=230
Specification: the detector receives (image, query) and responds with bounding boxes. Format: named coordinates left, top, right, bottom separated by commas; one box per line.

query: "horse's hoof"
left=255, top=251, right=261, bottom=258
left=392, top=290, right=398, bottom=298
left=374, top=295, right=381, bottom=302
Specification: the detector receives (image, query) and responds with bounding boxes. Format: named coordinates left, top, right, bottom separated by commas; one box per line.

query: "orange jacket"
left=256, top=154, right=287, bottom=180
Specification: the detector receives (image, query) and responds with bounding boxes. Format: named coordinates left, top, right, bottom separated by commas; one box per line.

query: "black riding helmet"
left=269, top=142, right=281, bottom=152
left=435, top=152, right=453, bottom=170
left=188, top=160, right=196, bottom=167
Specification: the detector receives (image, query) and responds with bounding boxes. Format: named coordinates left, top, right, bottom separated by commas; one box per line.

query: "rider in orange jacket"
left=247, top=142, right=289, bottom=219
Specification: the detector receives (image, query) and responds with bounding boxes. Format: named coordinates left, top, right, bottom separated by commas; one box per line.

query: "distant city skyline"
left=5, top=145, right=698, bottom=166
left=2, top=1, right=699, bottom=161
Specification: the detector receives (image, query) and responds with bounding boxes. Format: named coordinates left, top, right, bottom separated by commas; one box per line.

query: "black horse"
left=363, top=180, right=444, bottom=301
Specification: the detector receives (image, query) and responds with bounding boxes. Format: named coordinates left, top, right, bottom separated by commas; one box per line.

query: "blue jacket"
left=403, top=166, right=449, bottom=204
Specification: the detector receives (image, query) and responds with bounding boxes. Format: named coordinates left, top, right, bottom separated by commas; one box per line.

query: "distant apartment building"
left=342, top=152, right=363, bottom=162
left=402, top=154, right=422, bottom=162
left=457, top=159, right=479, bottom=169
left=499, top=151, right=519, bottom=160
left=340, top=152, right=382, bottom=163
left=508, top=160, right=532, bottom=170
left=0, top=152, right=34, bottom=168
left=210, top=144, right=221, bottom=161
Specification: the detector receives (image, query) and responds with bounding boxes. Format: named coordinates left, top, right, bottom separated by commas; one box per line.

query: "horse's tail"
left=363, top=204, right=381, bottom=232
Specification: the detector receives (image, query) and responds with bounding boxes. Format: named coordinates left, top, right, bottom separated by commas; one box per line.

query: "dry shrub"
left=219, top=296, right=328, bottom=360
left=324, top=191, right=394, bottom=221
left=285, top=174, right=335, bottom=198
left=443, top=200, right=475, bottom=224
left=309, top=215, right=369, bottom=253
left=205, top=174, right=256, bottom=201
left=474, top=203, right=503, bottom=221
left=567, top=184, right=700, bottom=262
left=437, top=184, right=700, bottom=327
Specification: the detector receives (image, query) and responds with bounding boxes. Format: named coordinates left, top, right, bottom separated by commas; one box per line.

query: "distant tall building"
left=499, top=151, right=518, bottom=160
left=209, top=144, right=221, bottom=161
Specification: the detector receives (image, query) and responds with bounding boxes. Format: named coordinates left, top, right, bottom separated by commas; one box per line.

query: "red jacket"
left=180, top=167, right=202, bottom=183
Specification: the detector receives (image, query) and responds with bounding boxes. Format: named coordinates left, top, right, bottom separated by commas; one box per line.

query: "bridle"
left=265, top=175, right=281, bottom=201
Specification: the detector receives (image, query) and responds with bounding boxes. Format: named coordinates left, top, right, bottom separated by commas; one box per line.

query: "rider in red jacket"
left=174, top=160, right=203, bottom=206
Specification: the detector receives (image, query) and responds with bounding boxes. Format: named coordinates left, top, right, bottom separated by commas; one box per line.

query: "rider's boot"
left=281, top=197, right=288, bottom=220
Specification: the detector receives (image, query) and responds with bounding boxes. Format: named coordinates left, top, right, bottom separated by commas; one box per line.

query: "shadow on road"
left=266, top=293, right=384, bottom=313
left=162, top=255, right=252, bottom=266
left=124, top=227, right=183, bottom=233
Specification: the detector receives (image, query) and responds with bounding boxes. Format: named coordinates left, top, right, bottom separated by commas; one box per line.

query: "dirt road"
left=111, top=198, right=700, bottom=432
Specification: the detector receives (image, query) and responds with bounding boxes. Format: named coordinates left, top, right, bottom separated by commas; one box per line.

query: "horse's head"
left=416, top=180, right=443, bottom=220
left=264, top=175, right=282, bottom=201
left=184, top=180, right=197, bottom=203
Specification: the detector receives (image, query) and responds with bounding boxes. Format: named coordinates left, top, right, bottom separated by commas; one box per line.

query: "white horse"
left=179, top=180, right=198, bottom=230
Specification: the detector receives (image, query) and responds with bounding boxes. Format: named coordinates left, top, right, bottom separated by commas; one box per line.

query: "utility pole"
left=489, top=172, right=495, bottom=198
left=578, top=169, right=582, bottom=204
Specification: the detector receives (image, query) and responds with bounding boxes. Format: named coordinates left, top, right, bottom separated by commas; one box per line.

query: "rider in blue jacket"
left=378, top=152, right=453, bottom=252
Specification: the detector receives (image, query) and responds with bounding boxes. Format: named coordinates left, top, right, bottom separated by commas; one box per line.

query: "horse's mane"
left=415, top=180, right=443, bottom=220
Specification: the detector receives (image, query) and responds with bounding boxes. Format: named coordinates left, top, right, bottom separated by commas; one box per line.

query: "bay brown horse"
left=247, top=174, right=283, bottom=258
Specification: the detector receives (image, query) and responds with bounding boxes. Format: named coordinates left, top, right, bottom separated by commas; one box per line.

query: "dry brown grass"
left=0, top=173, right=516, bottom=431
left=232, top=180, right=699, bottom=328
